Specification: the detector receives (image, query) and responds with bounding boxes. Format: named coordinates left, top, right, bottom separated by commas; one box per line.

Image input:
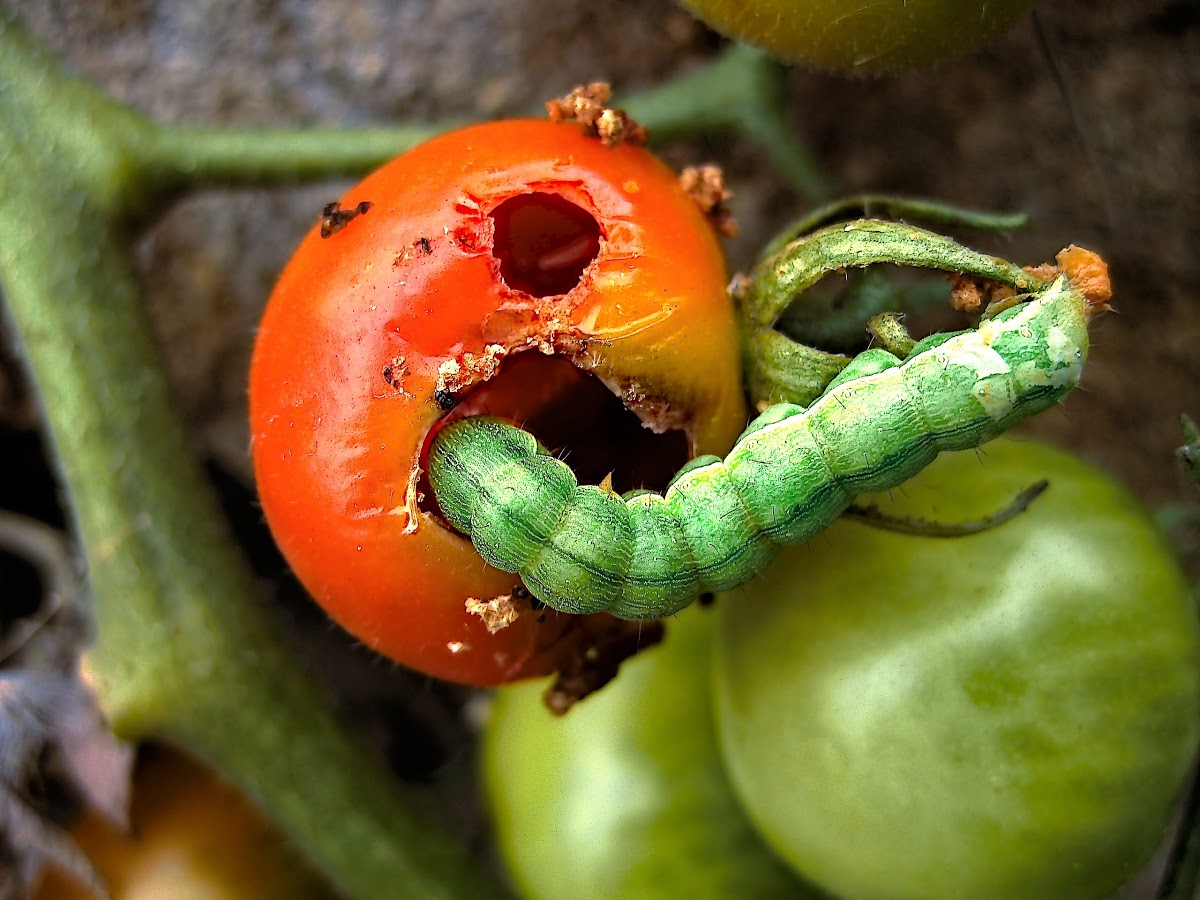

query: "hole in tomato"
left=490, top=193, right=601, bottom=298
left=418, top=352, right=689, bottom=520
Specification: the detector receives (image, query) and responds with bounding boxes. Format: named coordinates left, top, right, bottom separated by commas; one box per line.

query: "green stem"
left=866, top=312, right=917, bottom=358
left=143, top=123, right=452, bottom=190
left=739, top=218, right=1048, bottom=408
left=742, top=326, right=850, bottom=412
left=762, top=194, right=1029, bottom=260
left=746, top=218, right=1042, bottom=330
left=136, top=45, right=825, bottom=204
left=626, top=44, right=831, bottom=202
left=0, top=10, right=500, bottom=898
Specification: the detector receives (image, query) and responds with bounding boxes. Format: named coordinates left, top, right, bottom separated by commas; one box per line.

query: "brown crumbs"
left=948, top=274, right=985, bottom=313
left=546, top=82, right=648, bottom=147
left=381, top=356, right=410, bottom=393
left=679, top=164, right=738, bottom=237
left=465, top=593, right=530, bottom=634
left=949, top=273, right=1015, bottom=314
left=434, top=344, right=508, bottom=405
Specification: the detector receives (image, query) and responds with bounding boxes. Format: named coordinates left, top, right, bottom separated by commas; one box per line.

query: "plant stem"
left=739, top=218, right=1049, bottom=408
left=626, top=44, right=831, bottom=202
left=143, top=123, right=452, bottom=190
left=0, top=10, right=502, bottom=898
left=746, top=218, right=1041, bottom=330
left=761, top=194, right=1029, bottom=261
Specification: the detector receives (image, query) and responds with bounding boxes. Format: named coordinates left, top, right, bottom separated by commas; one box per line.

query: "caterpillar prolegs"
left=428, top=276, right=1092, bottom=619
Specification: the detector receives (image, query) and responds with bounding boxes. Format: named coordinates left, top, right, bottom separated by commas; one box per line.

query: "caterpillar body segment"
left=427, top=277, right=1090, bottom=618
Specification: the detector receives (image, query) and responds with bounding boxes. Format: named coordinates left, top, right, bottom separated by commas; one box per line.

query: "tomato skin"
left=677, top=0, right=1037, bottom=74
left=714, top=439, right=1200, bottom=900
left=250, top=120, right=744, bottom=686
left=34, top=747, right=331, bottom=900
left=482, top=607, right=815, bottom=899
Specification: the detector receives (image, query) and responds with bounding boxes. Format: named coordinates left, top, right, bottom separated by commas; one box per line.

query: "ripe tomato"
left=714, top=439, right=1200, bottom=900
left=34, top=746, right=331, bottom=899
left=483, top=607, right=816, bottom=899
left=250, top=119, right=745, bottom=685
left=677, top=0, right=1037, bottom=74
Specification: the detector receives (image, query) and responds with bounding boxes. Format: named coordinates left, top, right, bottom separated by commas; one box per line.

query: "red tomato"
left=250, top=120, right=745, bottom=685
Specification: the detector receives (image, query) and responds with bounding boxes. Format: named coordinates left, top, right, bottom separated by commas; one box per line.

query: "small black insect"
left=434, top=387, right=456, bottom=409
left=415, top=236, right=433, bottom=255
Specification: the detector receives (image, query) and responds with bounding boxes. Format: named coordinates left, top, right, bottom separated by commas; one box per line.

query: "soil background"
left=2, top=0, right=1198, bottom=889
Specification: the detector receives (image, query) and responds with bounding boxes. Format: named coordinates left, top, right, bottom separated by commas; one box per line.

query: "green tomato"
left=482, top=607, right=816, bottom=899
left=714, top=439, right=1200, bottom=900
left=677, top=0, right=1038, bottom=74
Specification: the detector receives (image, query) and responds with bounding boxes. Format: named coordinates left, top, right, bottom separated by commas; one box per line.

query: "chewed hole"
left=490, top=193, right=601, bottom=298
left=418, top=353, right=689, bottom=521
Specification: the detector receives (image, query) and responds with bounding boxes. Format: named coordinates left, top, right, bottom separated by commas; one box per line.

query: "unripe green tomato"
left=482, top=607, right=816, bottom=899
left=677, top=0, right=1038, bottom=74
left=715, top=439, right=1200, bottom=900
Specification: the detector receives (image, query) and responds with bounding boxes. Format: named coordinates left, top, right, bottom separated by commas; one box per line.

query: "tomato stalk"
left=739, top=213, right=1054, bottom=409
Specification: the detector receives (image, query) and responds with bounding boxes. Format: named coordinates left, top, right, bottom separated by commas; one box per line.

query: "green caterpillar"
left=428, top=276, right=1091, bottom=619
